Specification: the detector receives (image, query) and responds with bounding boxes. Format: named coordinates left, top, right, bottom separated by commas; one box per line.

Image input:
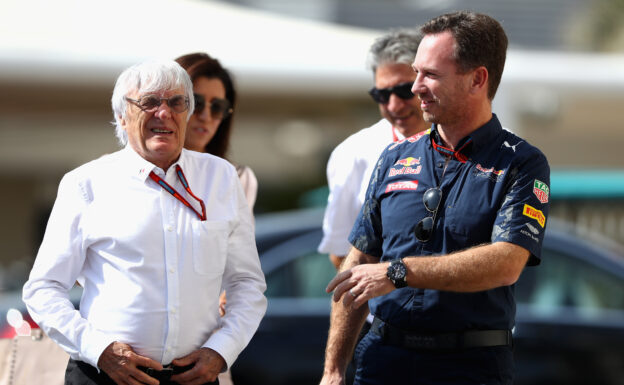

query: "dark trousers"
left=352, top=331, right=514, bottom=385
left=65, top=359, right=219, bottom=385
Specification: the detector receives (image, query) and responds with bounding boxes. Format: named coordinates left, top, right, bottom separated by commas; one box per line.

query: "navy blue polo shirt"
left=349, top=114, right=550, bottom=332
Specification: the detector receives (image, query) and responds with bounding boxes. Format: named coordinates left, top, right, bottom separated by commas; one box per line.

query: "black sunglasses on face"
left=193, top=93, right=233, bottom=120
left=368, top=82, right=415, bottom=104
left=125, top=94, right=190, bottom=113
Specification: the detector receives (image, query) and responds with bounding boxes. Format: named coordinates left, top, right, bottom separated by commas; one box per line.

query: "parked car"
left=231, top=207, right=624, bottom=385
left=3, top=208, right=623, bottom=385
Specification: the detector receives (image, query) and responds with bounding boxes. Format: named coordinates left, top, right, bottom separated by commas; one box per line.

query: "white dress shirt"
left=23, top=146, right=267, bottom=370
left=318, top=119, right=405, bottom=256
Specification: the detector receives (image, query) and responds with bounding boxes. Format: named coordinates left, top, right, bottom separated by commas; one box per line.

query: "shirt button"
left=166, top=225, right=174, bottom=232
left=437, top=162, right=444, bottom=168
left=169, top=268, right=175, bottom=273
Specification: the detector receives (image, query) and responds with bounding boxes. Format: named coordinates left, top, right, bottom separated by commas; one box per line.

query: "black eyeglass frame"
left=368, top=82, right=415, bottom=104
left=193, top=93, right=233, bottom=120
left=124, top=95, right=190, bottom=113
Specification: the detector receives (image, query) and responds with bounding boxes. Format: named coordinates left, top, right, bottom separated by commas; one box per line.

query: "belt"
left=371, top=317, right=512, bottom=351
left=139, top=364, right=193, bottom=383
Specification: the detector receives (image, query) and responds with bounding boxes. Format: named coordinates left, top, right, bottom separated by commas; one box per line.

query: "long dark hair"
left=175, top=53, right=237, bottom=159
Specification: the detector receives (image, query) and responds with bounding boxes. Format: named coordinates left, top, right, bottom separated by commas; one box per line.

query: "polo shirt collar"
left=428, top=113, right=503, bottom=161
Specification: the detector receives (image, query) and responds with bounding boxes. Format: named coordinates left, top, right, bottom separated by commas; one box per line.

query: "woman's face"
left=184, top=76, right=227, bottom=152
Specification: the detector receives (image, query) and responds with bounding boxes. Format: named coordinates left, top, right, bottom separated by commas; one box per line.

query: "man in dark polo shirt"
left=320, top=11, right=550, bottom=385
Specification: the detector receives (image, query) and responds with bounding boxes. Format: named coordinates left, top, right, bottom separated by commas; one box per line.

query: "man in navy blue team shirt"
left=320, top=11, right=550, bottom=385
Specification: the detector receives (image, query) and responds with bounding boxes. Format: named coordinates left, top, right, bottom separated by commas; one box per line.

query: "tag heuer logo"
left=533, top=180, right=549, bottom=204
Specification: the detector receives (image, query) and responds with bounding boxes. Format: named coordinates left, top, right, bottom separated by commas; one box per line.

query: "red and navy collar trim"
left=430, top=129, right=473, bottom=163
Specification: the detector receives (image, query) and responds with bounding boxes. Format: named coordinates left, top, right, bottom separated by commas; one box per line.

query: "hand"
left=170, top=348, right=225, bottom=385
left=326, top=262, right=395, bottom=308
left=97, top=341, right=163, bottom=385
left=319, top=372, right=346, bottom=385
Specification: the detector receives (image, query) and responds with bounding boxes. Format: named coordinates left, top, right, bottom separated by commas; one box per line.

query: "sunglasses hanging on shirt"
left=414, top=156, right=450, bottom=242
left=368, top=82, right=415, bottom=104
left=193, top=93, right=233, bottom=120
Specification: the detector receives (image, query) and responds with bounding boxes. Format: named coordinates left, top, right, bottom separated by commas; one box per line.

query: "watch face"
left=390, top=260, right=406, bottom=280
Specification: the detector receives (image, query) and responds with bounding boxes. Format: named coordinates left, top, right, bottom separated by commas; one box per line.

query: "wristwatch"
left=386, top=259, right=407, bottom=288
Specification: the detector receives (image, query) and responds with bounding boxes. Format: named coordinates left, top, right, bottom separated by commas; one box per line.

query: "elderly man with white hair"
left=23, top=60, right=267, bottom=385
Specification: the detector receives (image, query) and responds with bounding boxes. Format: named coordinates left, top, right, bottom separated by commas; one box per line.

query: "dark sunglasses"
left=414, top=187, right=443, bottom=242
left=368, top=82, right=415, bottom=104
left=414, top=157, right=450, bottom=242
left=125, top=94, right=189, bottom=113
left=193, top=93, right=233, bottom=120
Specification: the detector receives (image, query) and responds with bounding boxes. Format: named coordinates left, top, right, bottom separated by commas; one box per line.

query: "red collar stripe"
left=431, top=137, right=472, bottom=163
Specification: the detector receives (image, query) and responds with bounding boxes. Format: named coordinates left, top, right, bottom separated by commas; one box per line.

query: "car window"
left=265, top=251, right=335, bottom=298
left=516, top=248, right=624, bottom=315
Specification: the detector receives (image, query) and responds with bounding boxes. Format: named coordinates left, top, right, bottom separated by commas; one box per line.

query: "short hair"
left=175, top=53, right=237, bottom=160
left=366, top=28, right=423, bottom=75
left=421, top=11, right=508, bottom=100
left=111, top=60, right=194, bottom=146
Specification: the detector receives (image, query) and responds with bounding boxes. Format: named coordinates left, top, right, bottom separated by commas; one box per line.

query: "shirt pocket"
left=192, top=220, right=229, bottom=276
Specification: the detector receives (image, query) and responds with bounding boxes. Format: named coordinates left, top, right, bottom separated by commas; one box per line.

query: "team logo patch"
left=475, top=163, right=505, bottom=182
left=394, top=157, right=420, bottom=167
left=389, top=166, right=422, bottom=177
left=385, top=180, right=419, bottom=193
left=533, top=180, right=549, bottom=203
left=523, top=204, right=546, bottom=228
left=525, top=222, right=540, bottom=235
left=476, top=164, right=505, bottom=176
left=389, top=157, right=421, bottom=177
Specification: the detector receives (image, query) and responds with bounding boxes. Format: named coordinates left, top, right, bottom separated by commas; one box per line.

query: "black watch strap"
left=386, top=259, right=407, bottom=288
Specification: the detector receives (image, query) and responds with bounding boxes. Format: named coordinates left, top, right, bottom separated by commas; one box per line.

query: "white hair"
left=111, top=60, right=195, bottom=146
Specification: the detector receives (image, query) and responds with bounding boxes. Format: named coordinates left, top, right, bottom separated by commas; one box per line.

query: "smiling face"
left=185, top=76, right=227, bottom=153
left=122, top=87, right=188, bottom=171
left=411, top=31, right=474, bottom=127
left=374, top=63, right=427, bottom=137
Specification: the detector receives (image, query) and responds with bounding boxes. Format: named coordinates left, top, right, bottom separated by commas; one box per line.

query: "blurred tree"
left=576, top=0, right=624, bottom=51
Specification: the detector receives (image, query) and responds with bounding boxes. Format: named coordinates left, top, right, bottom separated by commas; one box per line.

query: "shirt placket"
left=159, top=169, right=180, bottom=364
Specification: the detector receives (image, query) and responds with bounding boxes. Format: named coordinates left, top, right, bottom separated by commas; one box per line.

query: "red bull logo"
left=394, top=157, right=421, bottom=167
left=389, top=166, right=421, bottom=177
left=476, top=164, right=505, bottom=176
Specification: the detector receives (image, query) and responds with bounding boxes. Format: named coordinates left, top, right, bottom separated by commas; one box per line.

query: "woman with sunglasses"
left=176, top=53, right=256, bottom=385
left=176, top=52, right=258, bottom=212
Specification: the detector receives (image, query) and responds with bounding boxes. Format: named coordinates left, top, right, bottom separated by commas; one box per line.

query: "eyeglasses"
left=414, top=156, right=450, bottom=242
left=368, top=82, right=415, bottom=104
left=414, top=187, right=443, bottom=242
left=125, top=94, right=190, bottom=113
left=193, top=93, right=233, bottom=120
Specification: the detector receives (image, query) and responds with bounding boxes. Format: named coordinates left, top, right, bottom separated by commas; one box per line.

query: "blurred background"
left=1, top=0, right=624, bottom=384
left=1, top=0, right=623, bottom=312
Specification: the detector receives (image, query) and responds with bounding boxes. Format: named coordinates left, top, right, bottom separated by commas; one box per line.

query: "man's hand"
left=319, top=370, right=346, bottom=385
left=98, top=341, right=163, bottom=385
left=170, top=348, right=225, bottom=385
left=326, top=261, right=395, bottom=308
